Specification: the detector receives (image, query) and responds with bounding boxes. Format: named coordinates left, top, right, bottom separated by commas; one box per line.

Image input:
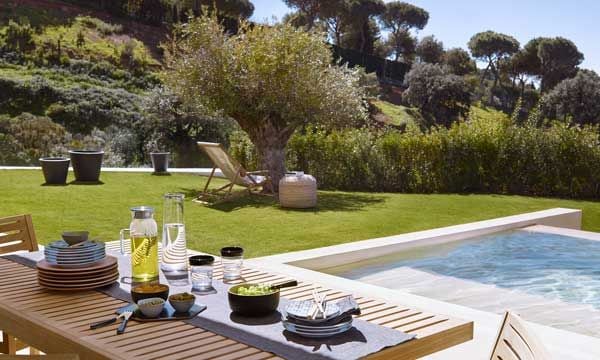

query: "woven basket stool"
left=279, top=172, right=317, bottom=208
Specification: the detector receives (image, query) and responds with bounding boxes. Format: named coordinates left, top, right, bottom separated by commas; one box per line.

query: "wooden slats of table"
left=0, top=255, right=472, bottom=360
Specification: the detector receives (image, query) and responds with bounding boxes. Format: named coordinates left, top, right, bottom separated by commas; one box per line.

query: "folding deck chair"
left=196, top=142, right=273, bottom=203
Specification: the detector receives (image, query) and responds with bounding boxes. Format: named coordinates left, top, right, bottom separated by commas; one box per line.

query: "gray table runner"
left=5, top=252, right=415, bottom=360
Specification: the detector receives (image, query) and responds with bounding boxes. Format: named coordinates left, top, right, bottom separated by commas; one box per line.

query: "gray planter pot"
left=39, top=157, right=70, bottom=184
left=69, top=150, right=104, bottom=182
left=150, top=152, right=170, bottom=173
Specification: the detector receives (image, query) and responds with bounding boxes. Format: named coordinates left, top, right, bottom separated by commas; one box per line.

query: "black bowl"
left=61, top=231, right=89, bottom=246
left=131, top=283, right=169, bottom=303
left=228, top=284, right=280, bottom=316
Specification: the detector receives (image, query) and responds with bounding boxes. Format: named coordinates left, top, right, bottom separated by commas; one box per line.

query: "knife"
left=117, top=310, right=132, bottom=335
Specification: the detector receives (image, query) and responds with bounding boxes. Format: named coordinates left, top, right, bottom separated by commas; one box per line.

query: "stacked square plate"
left=282, top=300, right=354, bottom=338
left=44, top=240, right=106, bottom=266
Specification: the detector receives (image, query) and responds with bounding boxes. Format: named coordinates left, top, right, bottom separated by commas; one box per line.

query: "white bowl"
left=137, top=297, right=165, bottom=318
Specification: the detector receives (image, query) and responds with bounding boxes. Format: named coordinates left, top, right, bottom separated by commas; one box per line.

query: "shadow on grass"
left=68, top=180, right=105, bottom=186
left=41, top=183, right=68, bottom=187
left=151, top=172, right=172, bottom=176
left=180, top=187, right=386, bottom=213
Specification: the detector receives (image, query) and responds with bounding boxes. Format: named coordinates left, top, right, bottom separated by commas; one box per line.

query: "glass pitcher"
left=161, top=193, right=187, bottom=272
left=130, top=206, right=159, bottom=282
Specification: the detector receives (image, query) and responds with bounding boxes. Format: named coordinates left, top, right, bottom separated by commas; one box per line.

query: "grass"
left=2, top=169, right=600, bottom=258
left=372, top=100, right=421, bottom=128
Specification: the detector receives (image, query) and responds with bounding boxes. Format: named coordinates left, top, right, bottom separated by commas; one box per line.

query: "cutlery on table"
left=117, top=310, right=132, bottom=335
left=89, top=310, right=132, bottom=332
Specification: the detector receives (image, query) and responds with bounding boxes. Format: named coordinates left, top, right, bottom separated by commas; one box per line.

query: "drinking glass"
left=190, top=255, right=215, bottom=294
left=119, top=228, right=130, bottom=255
left=220, top=247, right=244, bottom=281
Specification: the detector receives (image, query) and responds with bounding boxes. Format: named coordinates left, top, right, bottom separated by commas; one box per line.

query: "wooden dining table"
left=0, top=242, right=473, bottom=360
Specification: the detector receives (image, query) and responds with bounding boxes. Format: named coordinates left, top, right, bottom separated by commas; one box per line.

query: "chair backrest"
left=0, top=214, right=38, bottom=254
left=197, top=142, right=248, bottom=186
left=490, top=311, right=551, bottom=360
left=0, top=355, right=79, bottom=359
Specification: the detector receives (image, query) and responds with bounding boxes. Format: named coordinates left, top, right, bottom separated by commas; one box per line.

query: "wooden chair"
left=490, top=311, right=551, bottom=360
left=0, top=215, right=39, bottom=355
left=196, top=142, right=273, bottom=203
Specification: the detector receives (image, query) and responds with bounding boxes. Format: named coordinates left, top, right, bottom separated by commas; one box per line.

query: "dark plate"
left=116, top=302, right=207, bottom=322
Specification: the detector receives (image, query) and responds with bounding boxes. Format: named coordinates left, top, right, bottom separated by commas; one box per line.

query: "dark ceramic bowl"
left=131, top=283, right=169, bottom=303
left=228, top=280, right=297, bottom=317
left=228, top=284, right=280, bottom=316
left=61, top=231, right=89, bottom=246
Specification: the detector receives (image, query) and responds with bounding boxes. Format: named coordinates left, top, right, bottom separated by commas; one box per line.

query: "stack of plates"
left=36, top=256, right=118, bottom=291
left=283, top=300, right=354, bottom=338
left=44, top=240, right=106, bottom=267
left=282, top=317, right=353, bottom=338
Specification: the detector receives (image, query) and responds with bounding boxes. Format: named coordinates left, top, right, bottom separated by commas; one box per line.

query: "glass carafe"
left=161, top=193, right=187, bottom=272
left=130, top=206, right=159, bottom=282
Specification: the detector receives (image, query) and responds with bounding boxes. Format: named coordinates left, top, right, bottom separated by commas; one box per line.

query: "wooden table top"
left=0, top=250, right=473, bottom=360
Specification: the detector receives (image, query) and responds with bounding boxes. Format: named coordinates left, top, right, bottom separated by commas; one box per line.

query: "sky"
left=250, top=0, right=600, bottom=72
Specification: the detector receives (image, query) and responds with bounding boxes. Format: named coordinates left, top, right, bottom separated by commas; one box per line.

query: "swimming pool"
left=321, top=229, right=600, bottom=336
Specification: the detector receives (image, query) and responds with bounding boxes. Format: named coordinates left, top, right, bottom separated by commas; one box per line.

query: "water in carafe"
left=161, top=193, right=188, bottom=278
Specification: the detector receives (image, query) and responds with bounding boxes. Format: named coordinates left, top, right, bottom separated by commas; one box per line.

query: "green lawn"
left=2, top=170, right=600, bottom=258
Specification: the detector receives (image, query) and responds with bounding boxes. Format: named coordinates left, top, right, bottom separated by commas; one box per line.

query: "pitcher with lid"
left=129, top=206, right=159, bottom=282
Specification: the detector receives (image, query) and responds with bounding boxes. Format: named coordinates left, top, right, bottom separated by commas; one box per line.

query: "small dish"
left=61, top=231, right=89, bottom=246
left=137, top=297, right=165, bottom=318
left=131, top=283, right=169, bottom=303
left=168, top=293, right=195, bottom=313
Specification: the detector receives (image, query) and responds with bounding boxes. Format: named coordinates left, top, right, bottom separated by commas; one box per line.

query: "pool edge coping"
left=247, top=207, right=600, bottom=359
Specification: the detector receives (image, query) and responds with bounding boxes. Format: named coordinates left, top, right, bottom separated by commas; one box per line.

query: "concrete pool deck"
left=249, top=208, right=600, bottom=359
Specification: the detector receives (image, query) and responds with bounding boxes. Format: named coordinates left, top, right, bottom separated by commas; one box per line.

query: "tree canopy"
left=469, top=31, right=519, bottom=86
left=381, top=1, right=428, bottom=62
left=443, top=48, right=476, bottom=76
left=542, top=70, right=600, bottom=125
left=416, top=35, right=444, bottom=64
left=162, top=15, right=366, bottom=190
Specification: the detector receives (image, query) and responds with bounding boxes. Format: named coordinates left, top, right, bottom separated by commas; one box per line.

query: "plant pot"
left=150, top=152, right=170, bottom=173
left=39, top=157, right=70, bottom=184
left=69, top=150, right=104, bottom=182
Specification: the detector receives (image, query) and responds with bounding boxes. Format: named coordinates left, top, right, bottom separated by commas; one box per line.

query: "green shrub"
left=0, top=112, right=71, bottom=165
left=77, top=16, right=123, bottom=35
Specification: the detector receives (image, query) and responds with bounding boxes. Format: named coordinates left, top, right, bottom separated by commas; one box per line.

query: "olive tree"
left=162, top=16, right=366, bottom=191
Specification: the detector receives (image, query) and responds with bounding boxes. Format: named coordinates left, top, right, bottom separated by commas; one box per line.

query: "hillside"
left=0, top=0, right=169, bottom=166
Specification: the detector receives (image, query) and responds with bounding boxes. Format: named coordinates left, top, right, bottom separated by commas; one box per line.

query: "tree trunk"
left=256, top=144, right=286, bottom=193
left=246, top=123, right=292, bottom=194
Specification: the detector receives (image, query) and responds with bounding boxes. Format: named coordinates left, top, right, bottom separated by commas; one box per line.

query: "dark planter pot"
left=39, top=157, right=70, bottom=184
left=150, top=152, right=170, bottom=173
left=69, top=150, right=104, bottom=182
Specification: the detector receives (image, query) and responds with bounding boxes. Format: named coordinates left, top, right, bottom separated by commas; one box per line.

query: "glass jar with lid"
left=129, top=206, right=159, bottom=282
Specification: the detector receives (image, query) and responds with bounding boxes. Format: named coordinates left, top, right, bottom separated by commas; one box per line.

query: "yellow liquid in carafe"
left=131, top=235, right=159, bottom=282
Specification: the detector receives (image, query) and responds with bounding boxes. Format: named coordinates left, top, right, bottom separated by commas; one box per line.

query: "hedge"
left=231, top=114, right=600, bottom=199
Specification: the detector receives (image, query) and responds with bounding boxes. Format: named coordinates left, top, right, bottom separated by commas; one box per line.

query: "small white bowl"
left=137, top=297, right=165, bottom=318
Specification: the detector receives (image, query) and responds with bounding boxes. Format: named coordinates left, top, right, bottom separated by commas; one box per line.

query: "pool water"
left=324, top=230, right=600, bottom=309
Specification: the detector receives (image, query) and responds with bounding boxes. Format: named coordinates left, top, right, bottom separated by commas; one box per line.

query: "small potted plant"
left=69, top=149, right=104, bottom=182
left=39, top=156, right=70, bottom=185
left=150, top=151, right=170, bottom=174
